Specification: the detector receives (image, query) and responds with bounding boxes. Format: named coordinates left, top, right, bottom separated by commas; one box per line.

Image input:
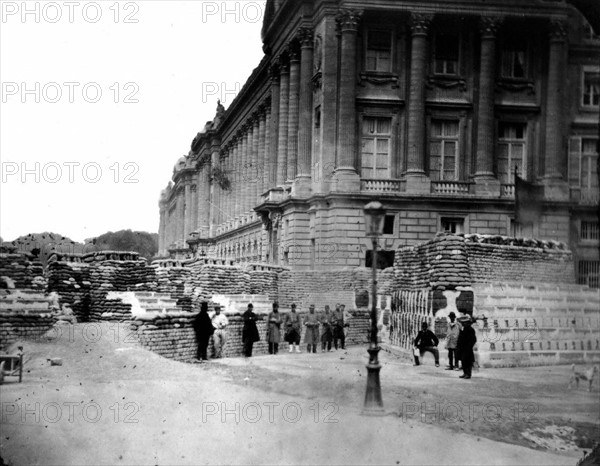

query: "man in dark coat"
left=413, top=321, right=440, bottom=367
left=193, top=302, right=214, bottom=361
left=284, top=303, right=302, bottom=353
left=332, top=304, right=346, bottom=350
left=456, top=316, right=477, bottom=379
left=304, top=304, right=320, bottom=353
left=320, top=305, right=333, bottom=352
left=267, top=302, right=282, bottom=355
left=242, top=303, right=260, bottom=357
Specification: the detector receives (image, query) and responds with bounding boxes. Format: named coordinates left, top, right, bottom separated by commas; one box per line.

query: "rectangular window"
left=497, top=122, right=527, bottom=184
left=365, top=250, right=395, bottom=269
left=383, top=215, right=395, bottom=235
left=429, top=120, right=459, bottom=181
left=501, top=41, right=527, bottom=79
left=361, top=117, right=392, bottom=179
left=582, top=71, right=600, bottom=107
left=578, top=260, right=599, bottom=288
left=581, top=221, right=599, bottom=241
left=366, top=30, right=392, bottom=72
left=569, top=137, right=599, bottom=190
left=434, top=33, right=459, bottom=75
left=441, top=217, right=464, bottom=234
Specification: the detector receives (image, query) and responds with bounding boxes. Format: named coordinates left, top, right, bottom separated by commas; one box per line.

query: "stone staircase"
left=473, top=283, right=600, bottom=366
left=106, top=291, right=181, bottom=318
left=211, top=294, right=272, bottom=314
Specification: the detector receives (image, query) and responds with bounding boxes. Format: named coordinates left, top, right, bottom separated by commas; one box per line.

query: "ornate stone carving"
left=336, top=9, right=362, bottom=33
left=549, top=19, right=568, bottom=41
left=269, top=62, right=280, bottom=83
left=479, top=16, right=503, bottom=38
left=313, top=34, right=323, bottom=73
left=409, top=13, right=433, bottom=35
left=297, top=27, right=314, bottom=48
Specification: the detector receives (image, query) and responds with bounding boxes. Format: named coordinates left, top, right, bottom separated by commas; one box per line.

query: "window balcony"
left=431, top=181, right=471, bottom=195
left=360, top=179, right=404, bottom=193
left=571, top=188, right=599, bottom=206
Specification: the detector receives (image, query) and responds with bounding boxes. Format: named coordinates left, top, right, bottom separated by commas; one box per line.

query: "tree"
left=90, top=230, right=158, bottom=259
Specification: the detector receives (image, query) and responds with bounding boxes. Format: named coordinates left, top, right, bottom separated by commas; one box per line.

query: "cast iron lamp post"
left=362, top=201, right=385, bottom=415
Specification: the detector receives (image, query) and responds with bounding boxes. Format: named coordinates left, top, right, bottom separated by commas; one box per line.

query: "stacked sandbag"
left=187, top=264, right=251, bottom=298
left=0, top=253, right=46, bottom=289
left=0, top=289, right=56, bottom=350
left=426, top=233, right=472, bottom=291
left=247, top=269, right=278, bottom=300
left=46, top=261, right=91, bottom=320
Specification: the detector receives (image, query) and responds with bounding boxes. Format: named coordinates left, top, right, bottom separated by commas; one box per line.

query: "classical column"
left=295, top=26, right=314, bottom=195
left=251, top=114, right=260, bottom=210
left=544, top=20, right=568, bottom=181
left=230, top=141, right=238, bottom=223
left=268, top=65, right=280, bottom=188
left=406, top=13, right=433, bottom=193
left=277, top=57, right=290, bottom=185
left=287, top=45, right=301, bottom=182
left=241, top=126, right=251, bottom=216
left=198, top=165, right=210, bottom=234
left=176, top=188, right=185, bottom=246
left=158, top=199, right=166, bottom=255
left=183, top=180, right=192, bottom=240
left=333, top=9, right=362, bottom=191
left=190, top=183, right=198, bottom=232
left=209, top=136, right=221, bottom=236
left=258, top=107, right=267, bottom=200
left=474, top=16, right=502, bottom=195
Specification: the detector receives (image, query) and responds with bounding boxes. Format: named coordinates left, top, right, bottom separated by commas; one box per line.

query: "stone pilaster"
left=209, top=137, right=221, bottom=236
left=333, top=8, right=362, bottom=192
left=190, top=182, right=198, bottom=232
left=474, top=16, right=502, bottom=195
left=241, top=125, right=251, bottom=216
left=543, top=19, right=569, bottom=200
left=295, top=27, right=314, bottom=196
left=158, top=200, right=166, bottom=255
left=176, top=187, right=185, bottom=246
left=406, top=13, right=433, bottom=193
left=287, top=44, right=301, bottom=182
left=233, top=139, right=241, bottom=221
left=259, top=105, right=268, bottom=197
left=277, top=58, right=290, bottom=185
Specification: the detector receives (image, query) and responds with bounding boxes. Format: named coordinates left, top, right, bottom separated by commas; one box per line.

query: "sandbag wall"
left=130, top=308, right=370, bottom=360
left=0, top=253, right=46, bottom=290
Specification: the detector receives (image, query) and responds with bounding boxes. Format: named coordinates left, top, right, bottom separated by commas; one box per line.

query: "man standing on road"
left=211, top=305, right=228, bottom=358
left=284, top=303, right=302, bottom=353
left=304, top=304, right=320, bottom=353
left=242, top=303, right=260, bottom=357
left=445, top=312, right=459, bottom=370
left=413, top=321, right=440, bottom=367
left=457, top=316, right=477, bottom=379
left=267, top=302, right=282, bottom=355
left=193, top=302, right=214, bottom=361
left=320, top=305, right=333, bottom=352
left=332, top=304, right=345, bottom=350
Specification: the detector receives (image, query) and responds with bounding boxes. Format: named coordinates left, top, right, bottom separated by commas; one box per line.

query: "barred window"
left=581, top=221, right=599, bottom=241
left=578, top=260, right=599, bottom=288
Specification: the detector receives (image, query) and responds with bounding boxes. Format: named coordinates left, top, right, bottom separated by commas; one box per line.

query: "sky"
left=0, top=0, right=266, bottom=243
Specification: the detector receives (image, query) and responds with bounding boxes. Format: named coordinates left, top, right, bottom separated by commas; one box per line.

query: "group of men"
left=413, top=311, right=478, bottom=379
left=193, top=301, right=352, bottom=360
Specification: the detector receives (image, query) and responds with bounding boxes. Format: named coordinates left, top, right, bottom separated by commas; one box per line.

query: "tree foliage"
left=91, top=230, right=158, bottom=259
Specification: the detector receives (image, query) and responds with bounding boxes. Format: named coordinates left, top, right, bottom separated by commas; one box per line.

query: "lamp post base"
left=362, top=346, right=384, bottom=416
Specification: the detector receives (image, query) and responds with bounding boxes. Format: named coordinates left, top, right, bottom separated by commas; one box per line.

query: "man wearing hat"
left=304, top=304, right=320, bottom=353
left=211, top=305, right=229, bottom=358
left=456, top=315, right=477, bottom=379
left=413, top=321, right=440, bottom=367
left=193, top=302, right=214, bottom=361
left=284, top=303, right=302, bottom=353
left=242, top=303, right=260, bottom=357
left=445, top=312, right=460, bottom=370
left=267, top=302, right=282, bottom=355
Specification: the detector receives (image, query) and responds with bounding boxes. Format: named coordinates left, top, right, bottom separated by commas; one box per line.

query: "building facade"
left=158, top=0, right=599, bottom=285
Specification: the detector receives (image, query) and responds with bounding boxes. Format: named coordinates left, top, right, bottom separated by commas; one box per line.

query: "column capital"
left=252, top=111, right=261, bottom=128
left=286, top=40, right=301, bottom=62
left=336, top=8, right=362, bottom=33
left=269, top=62, right=280, bottom=82
left=409, top=13, right=433, bottom=36
left=549, top=19, right=568, bottom=41
left=277, top=52, right=290, bottom=73
left=297, top=27, right=314, bottom=48
left=479, top=16, right=503, bottom=38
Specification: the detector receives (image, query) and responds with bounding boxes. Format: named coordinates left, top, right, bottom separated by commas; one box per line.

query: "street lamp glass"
left=363, top=201, right=386, bottom=237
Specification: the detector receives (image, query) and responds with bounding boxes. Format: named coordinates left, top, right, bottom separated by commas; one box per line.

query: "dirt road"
left=1, top=323, right=597, bottom=465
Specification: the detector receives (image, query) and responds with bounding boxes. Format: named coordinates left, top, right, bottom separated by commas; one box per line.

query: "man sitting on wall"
left=413, top=321, right=440, bottom=367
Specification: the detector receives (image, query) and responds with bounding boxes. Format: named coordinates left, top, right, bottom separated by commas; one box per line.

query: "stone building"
left=158, top=0, right=599, bottom=286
